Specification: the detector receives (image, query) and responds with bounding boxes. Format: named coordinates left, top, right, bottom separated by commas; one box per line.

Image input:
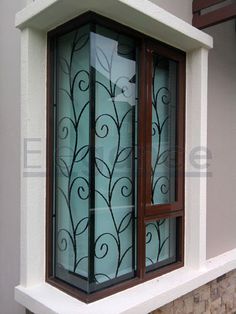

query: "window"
left=46, top=12, right=185, bottom=302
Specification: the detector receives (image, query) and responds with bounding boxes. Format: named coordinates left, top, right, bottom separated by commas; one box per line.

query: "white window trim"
left=15, top=250, right=236, bottom=314
left=14, top=1, right=225, bottom=313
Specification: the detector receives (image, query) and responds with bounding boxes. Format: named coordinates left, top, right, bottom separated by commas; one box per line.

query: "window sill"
left=15, top=249, right=236, bottom=314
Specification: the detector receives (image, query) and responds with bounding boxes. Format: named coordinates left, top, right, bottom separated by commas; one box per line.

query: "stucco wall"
left=149, top=0, right=192, bottom=23
left=205, top=20, right=236, bottom=258
left=0, top=1, right=25, bottom=314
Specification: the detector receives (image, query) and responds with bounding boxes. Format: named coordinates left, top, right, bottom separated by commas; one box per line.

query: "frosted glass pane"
left=91, top=26, right=137, bottom=285
left=54, top=25, right=90, bottom=291
left=151, top=56, right=177, bottom=205
left=145, top=218, right=177, bottom=271
left=53, top=23, right=137, bottom=293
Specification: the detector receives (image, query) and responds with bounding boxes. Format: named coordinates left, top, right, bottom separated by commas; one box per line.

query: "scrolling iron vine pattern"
left=56, top=29, right=90, bottom=276
left=93, top=33, right=136, bottom=283
left=146, top=219, right=170, bottom=265
left=151, top=56, right=172, bottom=205
left=145, top=56, right=175, bottom=267
left=55, top=28, right=136, bottom=286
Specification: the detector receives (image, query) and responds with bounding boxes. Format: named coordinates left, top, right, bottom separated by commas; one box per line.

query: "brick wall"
left=151, top=270, right=236, bottom=314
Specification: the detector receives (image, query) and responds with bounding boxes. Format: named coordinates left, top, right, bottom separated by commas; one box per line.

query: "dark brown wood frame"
left=144, top=41, right=185, bottom=218
left=192, top=0, right=236, bottom=29
left=46, top=11, right=185, bottom=303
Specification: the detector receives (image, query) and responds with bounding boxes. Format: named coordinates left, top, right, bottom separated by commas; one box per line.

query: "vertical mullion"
left=168, top=62, right=176, bottom=204
left=88, top=23, right=96, bottom=289
left=145, top=47, right=153, bottom=207
left=176, top=56, right=185, bottom=208
left=53, top=38, right=58, bottom=278
left=176, top=56, right=185, bottom=266
left=137, top=39, right=148, bottom=278
left=131, top=48, right=137, bottom=273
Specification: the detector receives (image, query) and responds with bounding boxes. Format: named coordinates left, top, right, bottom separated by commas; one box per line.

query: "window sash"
left=144, top=41, right=185, bottom=217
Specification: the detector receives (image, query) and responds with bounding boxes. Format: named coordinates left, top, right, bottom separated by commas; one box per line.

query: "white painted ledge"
left=15, top=249, right=236, bottom=314
left=15, top=0, right=213, bottom=51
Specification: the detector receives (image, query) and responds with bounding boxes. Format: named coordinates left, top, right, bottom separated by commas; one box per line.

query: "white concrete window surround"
left=15, top=1, right=236, bottom=314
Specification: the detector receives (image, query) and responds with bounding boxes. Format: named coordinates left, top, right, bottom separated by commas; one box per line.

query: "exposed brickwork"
left=151, top=270, right=236, bottom=314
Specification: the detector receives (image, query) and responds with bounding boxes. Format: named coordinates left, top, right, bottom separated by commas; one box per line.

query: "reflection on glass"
left=92, top=26, right=137, bottom=285
left=151, top=55, right=178, bottom=205
left=53, top=23, right=138, bottom=293
left=145, top=218, right=177, bottom=272
left=55, top=25, right=90, bottom=292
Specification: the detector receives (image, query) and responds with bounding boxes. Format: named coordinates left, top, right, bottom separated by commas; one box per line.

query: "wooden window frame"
left=192, top=0, right=236, bottom=29
left=46, top=11, right=185, bottom=303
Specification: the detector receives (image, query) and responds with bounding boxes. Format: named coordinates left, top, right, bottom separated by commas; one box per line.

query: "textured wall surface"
left=205, top=20, right=236, bottom=258
left=151, top=270, right=236, bottom=314
left=149, top=0, right=192, bottom=23
left=0, top=0, right=25, bottom=314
